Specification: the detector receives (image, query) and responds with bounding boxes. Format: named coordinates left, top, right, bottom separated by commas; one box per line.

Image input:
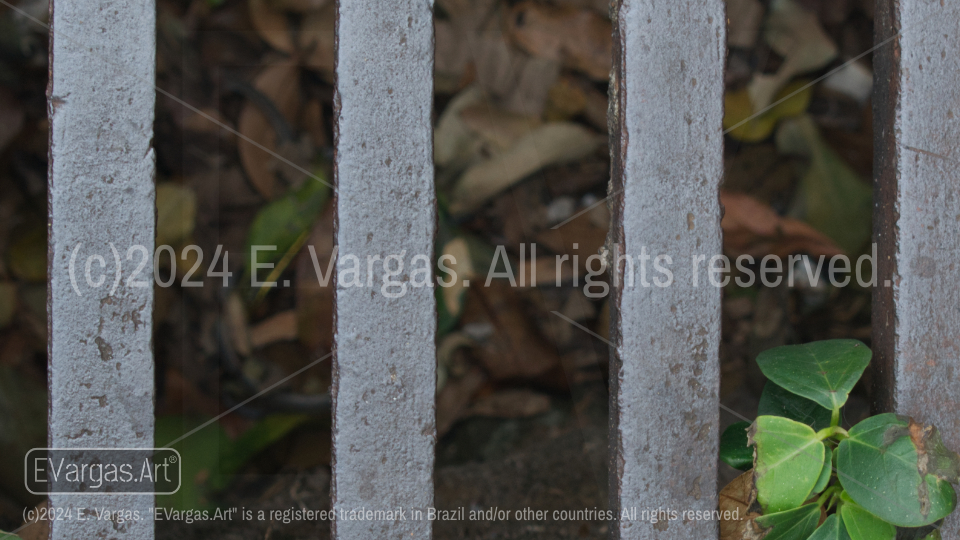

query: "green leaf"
left=723, top=80, right=812, bottom=142
left=756, top=339, right=871, bottom=411
left=754, top=503, right=821, bottom=540
left=777, top=115, right=872, bottom=254
left=246, top=176, right=331, bottom=270
left=807, top=514, right=851, bottom=540
left=156, top=414, right=309, bottom=510
left=0, top=531, right=22, bottom=540
left=759, top=380, right=833, bottom=431
left=720, top=421, right=754, bottom=471
left=840, top=501, right=896, bottom=540
left=836, top=414, right=958, bottom=527
left=809, top=447, right=833, bottom=497
left=749, top=415, right=826, bottom=513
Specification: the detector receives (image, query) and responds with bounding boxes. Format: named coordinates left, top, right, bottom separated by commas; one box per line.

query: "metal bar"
left=47, top=0, right=156, bottom=535
left=608, top=0, right=725, bottom=538
left=332, top=0, right=436, bottom=538
left=873, top=0, right=960, bottom=537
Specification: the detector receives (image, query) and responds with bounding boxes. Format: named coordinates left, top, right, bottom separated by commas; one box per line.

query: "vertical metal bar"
left=47, top=0, right=156, bottom=535
left=332, top=0, right=436, bottom=538
left=874, top=1, right=960, bottom=536
left=608, top=0, right=725, bottom=538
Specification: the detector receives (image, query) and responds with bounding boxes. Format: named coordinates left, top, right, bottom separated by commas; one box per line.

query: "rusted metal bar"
left=332, top=0, right=436, bottom=538
left=873, top=1, right=960, bottom=536
left=47, top=0, right=156, bottom=536
left=608, top=0, right=725, bottom=538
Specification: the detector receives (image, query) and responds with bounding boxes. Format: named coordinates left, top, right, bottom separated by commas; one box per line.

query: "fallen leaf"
left=720, top=190, right=845, bottom=258
left=156, top=183, right=197, bottom=248
left=459, top=103, right=541, bottom=150
left=505, top=2, right=611, bottom=81
left=449, top=123, right=603, bottom=215
left=439, top=237, right=476, bottom=318
left=777, top=116, right=873, bottom=254
left=237, top=60, right=302, bottom=199
left=822, top=61, right=873, bottom=104
left=461, top=281, right=561, bottom=380
left=6, top=221, right=46, bottom=283
left=724, top=79, right=812, bottom=142
left=726, top=0, right=765, bottom=48
left=464, top=389, right=551, bottom=419
left=469, top=27, right=561, bottom=116
left=249, top=0, right=295, bottom=53
left=435, top=86, right=486, bottom=171
left=718, top=471, right=762, bottom=540
left=250, top=310, right=299, bottom=349
left=747, top=0, right=837, bottom=110
left=544, top=75, right=608, bottom=132
left=16, top=502, right=49, bottom=540
left=436, top=367, right=487, bottom=436
left=225, top=291, right=252, bottom=357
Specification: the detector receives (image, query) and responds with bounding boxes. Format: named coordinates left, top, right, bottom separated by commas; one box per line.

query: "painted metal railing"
left=43, top=0, right=960, bottom=538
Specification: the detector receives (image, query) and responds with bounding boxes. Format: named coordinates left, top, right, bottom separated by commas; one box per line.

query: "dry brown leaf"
left=464, top=389, right=551, bottom=419
left=459, top=103, right=541, bottom=149
left=299, top=2, right=336, bottom=74
left=505, top=2, right=611, bottom=81
left=461, top=281, right=561, bottom=380
left=249, top=0, right=296, bottom=53
left=469, top=28, right=561, bottom=116
left=17, top=501, right=50, bottom=540
left=237, top=60, right=301, bottom=199
left=435, top=86, right=485, bottom=170
left=718, top=471, right=762, bottom=540
left=720, top=190, right=845, bottom=258
left=534, top=212, right=607, bottom=271
left=449, top=123, right=603, bottom=215
left=436, top=367, right=487, bottom=436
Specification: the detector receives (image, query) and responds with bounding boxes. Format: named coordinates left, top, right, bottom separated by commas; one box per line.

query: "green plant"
left=719, top=339, right=959, bottom=540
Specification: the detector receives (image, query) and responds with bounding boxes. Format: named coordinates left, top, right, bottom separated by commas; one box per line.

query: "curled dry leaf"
left=505, top=2, right=611, bottom=81
left=435, top=86, right=486, bottom=171
left=249, top=0, right=296, bottom=53
left=720, top=190, right=845, bottom=259
left=718, top=471, right=764, bottom=540
left=449, top=123, right=603, bottom=216
left=747, top=0, right=837, bottom=110
left=237, top=60, right=302, bottom=199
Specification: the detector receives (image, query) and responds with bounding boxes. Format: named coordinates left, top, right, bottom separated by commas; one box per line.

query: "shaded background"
left=0, top=0, right=876, bottom=537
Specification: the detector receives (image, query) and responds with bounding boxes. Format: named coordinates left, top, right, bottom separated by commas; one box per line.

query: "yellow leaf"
left=724, top=80, right=812, bottom=142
